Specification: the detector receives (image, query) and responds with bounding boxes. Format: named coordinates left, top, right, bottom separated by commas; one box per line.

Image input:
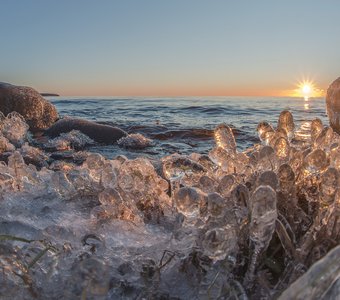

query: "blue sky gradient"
left=1, top=0, right=339, bottom=96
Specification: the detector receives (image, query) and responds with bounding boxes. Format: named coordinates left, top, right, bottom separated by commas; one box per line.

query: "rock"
left=40, top=93, right=60, bottom=97
left=0, top=82, right=59, bottom=131
left=326, top=77, right=340, bottom=133
left=44, top=117, right=127, bottom=144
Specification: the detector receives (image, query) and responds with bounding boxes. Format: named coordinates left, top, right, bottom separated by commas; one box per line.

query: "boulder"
left=0, top=82, right=59, bottom=131
left=326, top=77, right=340, bottom=133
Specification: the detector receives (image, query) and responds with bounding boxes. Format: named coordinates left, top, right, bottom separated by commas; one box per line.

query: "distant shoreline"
left=40, top=93, right=60, bottom=97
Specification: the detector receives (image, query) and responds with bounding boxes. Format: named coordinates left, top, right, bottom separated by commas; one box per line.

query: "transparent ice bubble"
left=277, top=110, right=295, bottom=140
left=310, top=118, right=323, bottom=142
left=198, top=175, right=216, bottom=193
left=250, top=186, right=277, bottom=242
left=201, top=225, right=237, bottom=261
left=50, top=171, right=76, bottom=198
left=274, top=137, right=290, bottom=160
left=269, top=129, right=288, bottom=148
left=217, top=174, right=236, bottom=197
left=320, top=167, right=338, bottom=206
left=83, top=153, right=106, bottom=181
left=195, top=154, right=217, bottom=173
left=257, top=170, right=278, bottom=191
left=207, top=192, right=225, bottom=218
left=303, top=149, right=329, bottom=175
left=162, top=154, right=206, bottom=197
left=100, top=161, right=119, bottom=189
left=314, top=126, right=333, bottom=150
left=174, top=186, right=206, bottom=219
left=98, top=187, right=123, bottom=205
left=278, top=163, right=295, bottom=193
left=208, top=146, right=231, bottom=171
left=257, top=121, right=274, bottom=144
left=257, top=145, right=276, bottom=171
left=246, top=185, right=277, bottom=283
left=214, top=123, right=236, bottom=154
left=329, top=143, right=340, bottom=170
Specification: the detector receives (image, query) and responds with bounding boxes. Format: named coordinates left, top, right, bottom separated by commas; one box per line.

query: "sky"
left=0, top=0, right=339, bottom=97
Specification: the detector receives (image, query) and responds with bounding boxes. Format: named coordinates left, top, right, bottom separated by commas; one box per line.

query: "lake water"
left=49, top=96, right=327, bottom=158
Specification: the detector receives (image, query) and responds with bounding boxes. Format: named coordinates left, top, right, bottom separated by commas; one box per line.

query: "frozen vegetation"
left=0, top=109, right=339, bottom=299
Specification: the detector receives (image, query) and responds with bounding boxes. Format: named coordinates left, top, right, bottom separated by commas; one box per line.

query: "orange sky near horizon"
left=46, top=82, right=326, bottom=98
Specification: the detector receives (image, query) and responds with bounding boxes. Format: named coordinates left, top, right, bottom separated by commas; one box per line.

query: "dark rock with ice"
left=0, top=82, right=59, bottom=131
left=326, top=77, right=340, bottom=133
left=44, top=117, right=127, bottom=144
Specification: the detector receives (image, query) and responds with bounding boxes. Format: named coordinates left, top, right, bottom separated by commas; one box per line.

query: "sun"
left=298, top=80, right=315, bottom=99
left=302, top=84, right=311, bottom=96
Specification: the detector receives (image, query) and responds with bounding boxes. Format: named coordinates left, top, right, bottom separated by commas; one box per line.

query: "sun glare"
left=302, top=84, right=311, bottom=95
left=297, top=80, right=315, bottom=100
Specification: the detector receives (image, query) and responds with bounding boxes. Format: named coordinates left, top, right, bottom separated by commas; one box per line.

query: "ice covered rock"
left=279, top=245, right=340, bottom=300
left=20, top=143, right=49, bottom=169
left=117, top=133, right=152, bottom=149
left=0, top=82, right=59, bottom=131
left=44, top=130, right=96, bottom=151
left=326, top=77, right=340, bottom=134
left=1, top=112, right=29, bottom=147
left=277, top=110, right=295, bottom=140
left=214, top=123, right=236, bottom=154
left=0, top=136, right=15, bottom=152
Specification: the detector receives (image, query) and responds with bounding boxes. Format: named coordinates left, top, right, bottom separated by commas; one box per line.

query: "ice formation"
left=0, top=110, right=339, bottom=299
left=44, top=129, right=96, bottom=151
left=117, top=133, right=152, bottom=149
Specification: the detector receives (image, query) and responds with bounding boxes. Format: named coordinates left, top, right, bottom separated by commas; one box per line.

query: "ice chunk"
left=50, top=170, right=76, bottom=198
left=257, top=170, right=278, bottom=190
left=314, top=126, right=333, bottom=151
left=257, top=145, right=276, bottom=171
left=246, top=185, right=277, bottom=283
left=320, top=167, right=338, bottom=206
left=1, top=112, right=29, bottom=147
left=0, top=136, right=15, bottom=152
left=200, top=225, right=237, bottom=261
left=274, top=137, right=290, bottom=161
left=325, top=77, right=340, bottom=133
left=217, top=174, right=236, bottom=197
left=278, top=163, right=295, bottom=194
left=214, top=123, right=236, bottom=154
left=96, top=188, right=140, bottom=223
left=257, top=121, right=274, bottom=144
left=83, top=153, right=106, bottom=182
left=277, top=110, right=295, bottom=140
left=303, top=149, right=329, bottom=175
left=117, top=133, right=152, bottom=149
left=198, top=175, right=216, bottom=193
left=45, top=130, right=96, bottom=151
left=174, top=186, right=206, bottom=220
left=162, top=154, right=205, bottom=198
left=206, top=192, right=225, bottom=218
left=278, top=245, right=340, bottom=300
left=20, top=143, right=49, bottom=169
left=310, top=118, right=323, bottom=142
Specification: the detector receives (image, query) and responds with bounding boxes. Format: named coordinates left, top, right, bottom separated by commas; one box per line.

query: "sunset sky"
left=1, top=0, right=339, bottom=97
